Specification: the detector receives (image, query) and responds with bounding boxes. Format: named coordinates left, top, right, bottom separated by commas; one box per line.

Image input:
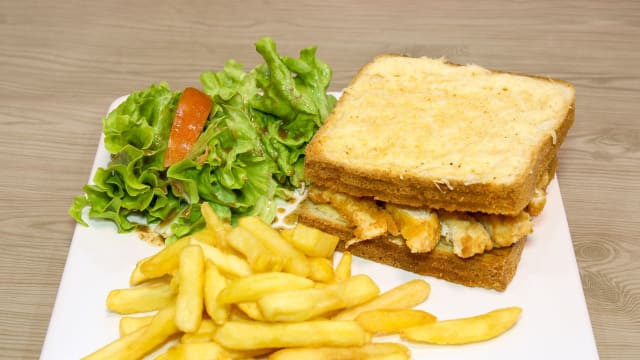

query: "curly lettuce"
left=69, top=37, right=336, bottom=244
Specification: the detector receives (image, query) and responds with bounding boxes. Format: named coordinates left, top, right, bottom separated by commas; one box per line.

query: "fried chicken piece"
left=307, top=187, right=397, bottom=245
left=476, top=211, right=533, bottom=248
left=386, top=204, right=440, bottom=253
left=439, top=211, right=493, bottom=258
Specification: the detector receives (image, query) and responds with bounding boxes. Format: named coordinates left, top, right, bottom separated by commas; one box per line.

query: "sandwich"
left=298, top=55, right=575, bottom=291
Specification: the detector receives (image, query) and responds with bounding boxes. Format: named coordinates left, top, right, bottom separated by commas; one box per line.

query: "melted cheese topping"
left=319, top=57, right=575, bottom=185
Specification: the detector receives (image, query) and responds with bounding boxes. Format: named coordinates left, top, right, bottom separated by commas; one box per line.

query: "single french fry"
left=307, top=257, right=335, bottom=283
left=82, top=305, right=178, bottom=360
left=268, top=342, right=411, bottom=360
left=106, top=283, right=175, bottom=314
left=129, top=256, right=153, bottom=286
left=334, top=251, right=352, bottom=282
left=258, top=274, right=379, bottom=322
left=333, top=279, right=430, bottom=321
left=214, top=320, right=371, bottom=350
left=217, top=272, right=315, bottom=304
left=287, top=223, right=340, bottom=258
left=192, top=239, right=252, bottom=277
left=201, top=202, right=232, bottom=244
left=355, top=309, right=437, bottom=334
left=83, top=326, right=148, bottom=360
left=140, top=236, right=191, bottom=278
left=402, top=306, right=523, bottom=344
left=118, top=315, right=153, bottom=337
left=204, top=261, right=230, bottom=325
left=226, top=226, right=285, bottom=273
left=175, top=245, right=205, bottom=333
left=238, top=216, right=310, bottom=277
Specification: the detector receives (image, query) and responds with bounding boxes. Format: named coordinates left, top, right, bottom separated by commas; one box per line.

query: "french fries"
left=307, top=257, right=335, bottom=283
left=402, top=306, right=523, bottom=345
left=258, top=274, right=380, bottom=322
left=187, top=228, right=220, bottom=247
left=86, top=208, right=523, bottom=360
left=218, top=272, right=314, bottom=304
left=268, top=342, right=411, bottom=360
left=333, top=279, right=431, bottom=321
left=129, top=256, right=152, bottom=286
left=192, top=240, right=252, bottom=277
left=201, top=202, right=232, bottom=245
left=119, top=315, right=153, bottom=336
left=140, top=236, right=191, bottom=279
left=238, top=216, right=310, bottom=277
left=226, top=226, right=285, bottom=273
left=180, top=319, right=217, bottom=344
left=355, top=309, right=437, bottom=334
left=203, top=261, right=230, bottom=325
left=157, top=342, right=228, bottom=360
left=235, top=302, right=266, bottom=321
left=83, top=305, right=178, bottom=360
left=287, top=222, right=340, bottom=258
left=175, top=245, right=205, bottom=333
left=334, top=251, right=352, bottom=282
left=214, top=320, right=370, bottom=350
left=106, top=283, right=175, bottom=314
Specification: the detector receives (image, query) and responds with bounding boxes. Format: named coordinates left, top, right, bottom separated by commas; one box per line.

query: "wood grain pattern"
left=1, top=0, right=639, bottom=358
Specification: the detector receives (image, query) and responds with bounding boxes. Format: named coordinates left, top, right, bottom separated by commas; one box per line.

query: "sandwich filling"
left=307, top=186, right=533, bottom=258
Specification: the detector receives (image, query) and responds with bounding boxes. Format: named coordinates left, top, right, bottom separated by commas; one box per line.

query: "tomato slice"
left=163, top=87, right=213, bottom=167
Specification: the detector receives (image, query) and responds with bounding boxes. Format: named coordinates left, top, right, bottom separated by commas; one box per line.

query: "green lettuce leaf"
left=69, top=84, right=181, bottom=233
left=70, top=37, right=336, bottom=242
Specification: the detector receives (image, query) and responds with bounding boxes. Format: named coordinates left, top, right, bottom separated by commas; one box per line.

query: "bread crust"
left=297, top=200, right=525, bottom=291
left=338, top=236, right=525, bottom=292
left=305, top=55, right=575, bottom=215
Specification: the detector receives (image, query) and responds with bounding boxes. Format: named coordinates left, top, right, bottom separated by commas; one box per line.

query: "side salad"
left=69, top=37, right=336, bottom=244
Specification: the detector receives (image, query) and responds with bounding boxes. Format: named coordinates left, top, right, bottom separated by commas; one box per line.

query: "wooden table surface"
left=1, top=0, right=638, bottom=358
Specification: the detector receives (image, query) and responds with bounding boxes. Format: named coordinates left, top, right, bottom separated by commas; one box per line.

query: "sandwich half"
left=299, top=55, right=575, bottom=291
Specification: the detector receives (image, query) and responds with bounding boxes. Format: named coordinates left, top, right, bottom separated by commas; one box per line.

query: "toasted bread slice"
left=305, top=55, right=575, bottom=215
left=297, top=200, right=525, bottom=291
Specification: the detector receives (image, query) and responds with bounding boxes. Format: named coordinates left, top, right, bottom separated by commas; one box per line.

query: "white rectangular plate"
left=41, top=96, right=599, bottom=359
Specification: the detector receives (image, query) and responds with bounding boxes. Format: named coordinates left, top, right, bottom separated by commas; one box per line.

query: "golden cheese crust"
left=305, top=55, right=575, bottom=215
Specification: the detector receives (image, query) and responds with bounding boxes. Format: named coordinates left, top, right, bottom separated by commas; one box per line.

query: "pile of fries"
left=83, top=203, right=522, bottom=360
